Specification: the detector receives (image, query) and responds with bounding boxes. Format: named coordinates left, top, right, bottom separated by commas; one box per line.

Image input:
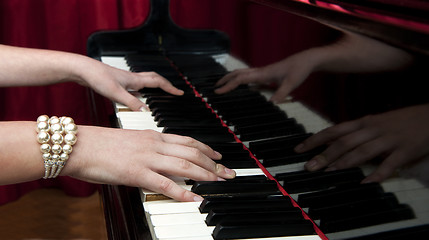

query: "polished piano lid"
left=251, top=0, right=429, bottom=55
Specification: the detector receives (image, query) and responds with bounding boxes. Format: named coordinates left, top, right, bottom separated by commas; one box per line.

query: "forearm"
left=0, top=44, right=93, bottom=87
left=0, top=121, right=44, bottom=184
left=306, top=32, right=414, bottom=74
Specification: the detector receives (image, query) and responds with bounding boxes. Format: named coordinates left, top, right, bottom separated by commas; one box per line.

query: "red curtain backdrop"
left=0, top=0, right=333, bottom=205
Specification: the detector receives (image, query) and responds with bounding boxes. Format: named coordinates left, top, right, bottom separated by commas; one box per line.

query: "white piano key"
left=144, top=201, right=202, bottom=215
left=154, top=223, right=215, bottom=239
left=150, top=212, right=207, bottom=226
left=101, top=56, right=130, bottom=71
left=159, top=236, right=322, bottom=240
left=117, top=111, right=163, bottom=132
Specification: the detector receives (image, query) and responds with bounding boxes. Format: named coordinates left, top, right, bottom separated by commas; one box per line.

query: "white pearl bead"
left=51, top=133, right=63, bottom=144
left=64, top=123, right=78, bottom=134
left=42, top=153, right=51, bottom=161
left=62, top=144, right=73, bottom=154
left=37, top=115, right=49, bottom=123
left=61, top=117, right=74, bottom=125
left=51, top=154, right=60, bottom=161
left=49, top=116, right=60, bottom=125
left=51, top=144, right=62, bottom=154
left=60, top=153, right=69, bottom=161
left=36, top=121, right=50, bottom=133
left=37, top=131, right=50, bottom=144
left=50, top=123, right=64, bottom=134
left=40, top=143, right=51, bottom=153
left=64, top=133, right=77, bottom=145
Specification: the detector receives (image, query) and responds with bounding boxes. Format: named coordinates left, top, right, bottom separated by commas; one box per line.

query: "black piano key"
left=320, top=204, right=415, bottom=233
left=206, top=90, right=262, bottom=103
left=146, top=96, right=205, bottom=107
left=248, top=133, right=313, bottom=153
left=226, top=112, right=289, bottom=127
left=199, top=194, right=291, bottom=213
left=185, top=174, right=268, bottom=185
left=151, top=105, right=212, bottom=117
left=261, top=151, right=319, bottom=167
left=206, top=208, right=304, bottom=226
left=276, top=168, right=365, bottom=193
left=208, top=142, right=247, bottom=152
left=215, top=101, right=275, bottom=115
left=253, top=144, right=324, bottom=160
left=154, top=111, right=216, bottom=121
left=218, top=104, right=281, bottom=120
left=149, top=102, right=207, bottom=110
left=192, top=180, right=279, bottom=195
left=238, top=124, right=306, bottom=141
left=220, top=161, right=257, bottom=169
left=217, top=151, right=252, bottom=159
left=308, top=192, right=401, bottom=219
left=212, top=220, right=315, bottom=240
left=235, top=118, right=298, bottom=133
left=344, top=224, right=429, bottom=240
left=308, top=192, right=400, bottom=219
left=162, top=127, right=235, bottom=143
left=297, top=182, right=385, bottom=208
left=156, top=118, right=221, bottom=127
left=209, top=95, right=268, bottom=108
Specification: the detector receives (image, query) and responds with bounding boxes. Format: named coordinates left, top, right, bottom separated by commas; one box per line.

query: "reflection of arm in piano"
left=215, top=31, right=414, bottom=103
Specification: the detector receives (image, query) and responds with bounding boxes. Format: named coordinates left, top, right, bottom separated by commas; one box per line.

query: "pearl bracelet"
left=36, top=115, right=77, bottom=179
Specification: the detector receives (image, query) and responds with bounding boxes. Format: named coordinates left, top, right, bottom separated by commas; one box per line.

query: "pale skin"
left=215, top=31, right=429, bottom=183
left=0, top=44, right=236, bottom=202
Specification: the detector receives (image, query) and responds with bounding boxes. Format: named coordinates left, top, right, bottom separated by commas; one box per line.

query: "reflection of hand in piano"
left=296, top=103, right=429, bottom=184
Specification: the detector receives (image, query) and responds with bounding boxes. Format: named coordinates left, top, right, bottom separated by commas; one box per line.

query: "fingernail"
left=295, top=143, right=304, bottom=152
left=139, top=105, right=150, bottom=112
left=305, top=159, right=318, bottom=171
left=361, top=178, right=373, bottom=184
left=193, top=195, right=204, bottom=202
left=214, top=151, right=222, bottom=159
left=224, top=168, right=236, bottom=177
left=326, top=166, right=336, bottom=171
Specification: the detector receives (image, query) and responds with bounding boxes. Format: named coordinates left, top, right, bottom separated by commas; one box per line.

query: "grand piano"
left=87, top=0, right=429, bottom=239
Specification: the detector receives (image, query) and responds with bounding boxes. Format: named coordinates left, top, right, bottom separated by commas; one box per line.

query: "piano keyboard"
left=101, top=53, right=429, bottom=240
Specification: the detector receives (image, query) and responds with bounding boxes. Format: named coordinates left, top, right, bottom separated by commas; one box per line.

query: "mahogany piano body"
left=87, top=0, right=429, bottom=239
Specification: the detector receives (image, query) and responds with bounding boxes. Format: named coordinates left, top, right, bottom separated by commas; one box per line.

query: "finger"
left=307, top=127, right=379, bottom=171
left=161, top=134, right=222, bottom=160
left=270, top=80, right=295, bottom=103
left=325, top=137, right=390, bottom=171
left=215, top=70, right=240, bottom=87
left=215, top=70, right=258, bottom=94
left=159, top=142, right=235, bottom=178
left=141, top=171, right=204, bottom=202
left=137, top=72, right=184, bottom=96
left=362, top=148, right=418, bottom=183
left=214, top=80, right=243, bottom=94
left=113, top=87, right=149, bottom=111
left=295, top=120, right=363, bottom=153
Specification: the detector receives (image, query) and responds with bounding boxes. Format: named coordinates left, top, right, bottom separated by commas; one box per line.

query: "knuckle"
left=178, top=158, right=192, bottom=170
left=333, top=137, right=352, bottom=149
left=158, top=178, right=175, bottom=193
left=182, top=136, right=196, bottom=146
